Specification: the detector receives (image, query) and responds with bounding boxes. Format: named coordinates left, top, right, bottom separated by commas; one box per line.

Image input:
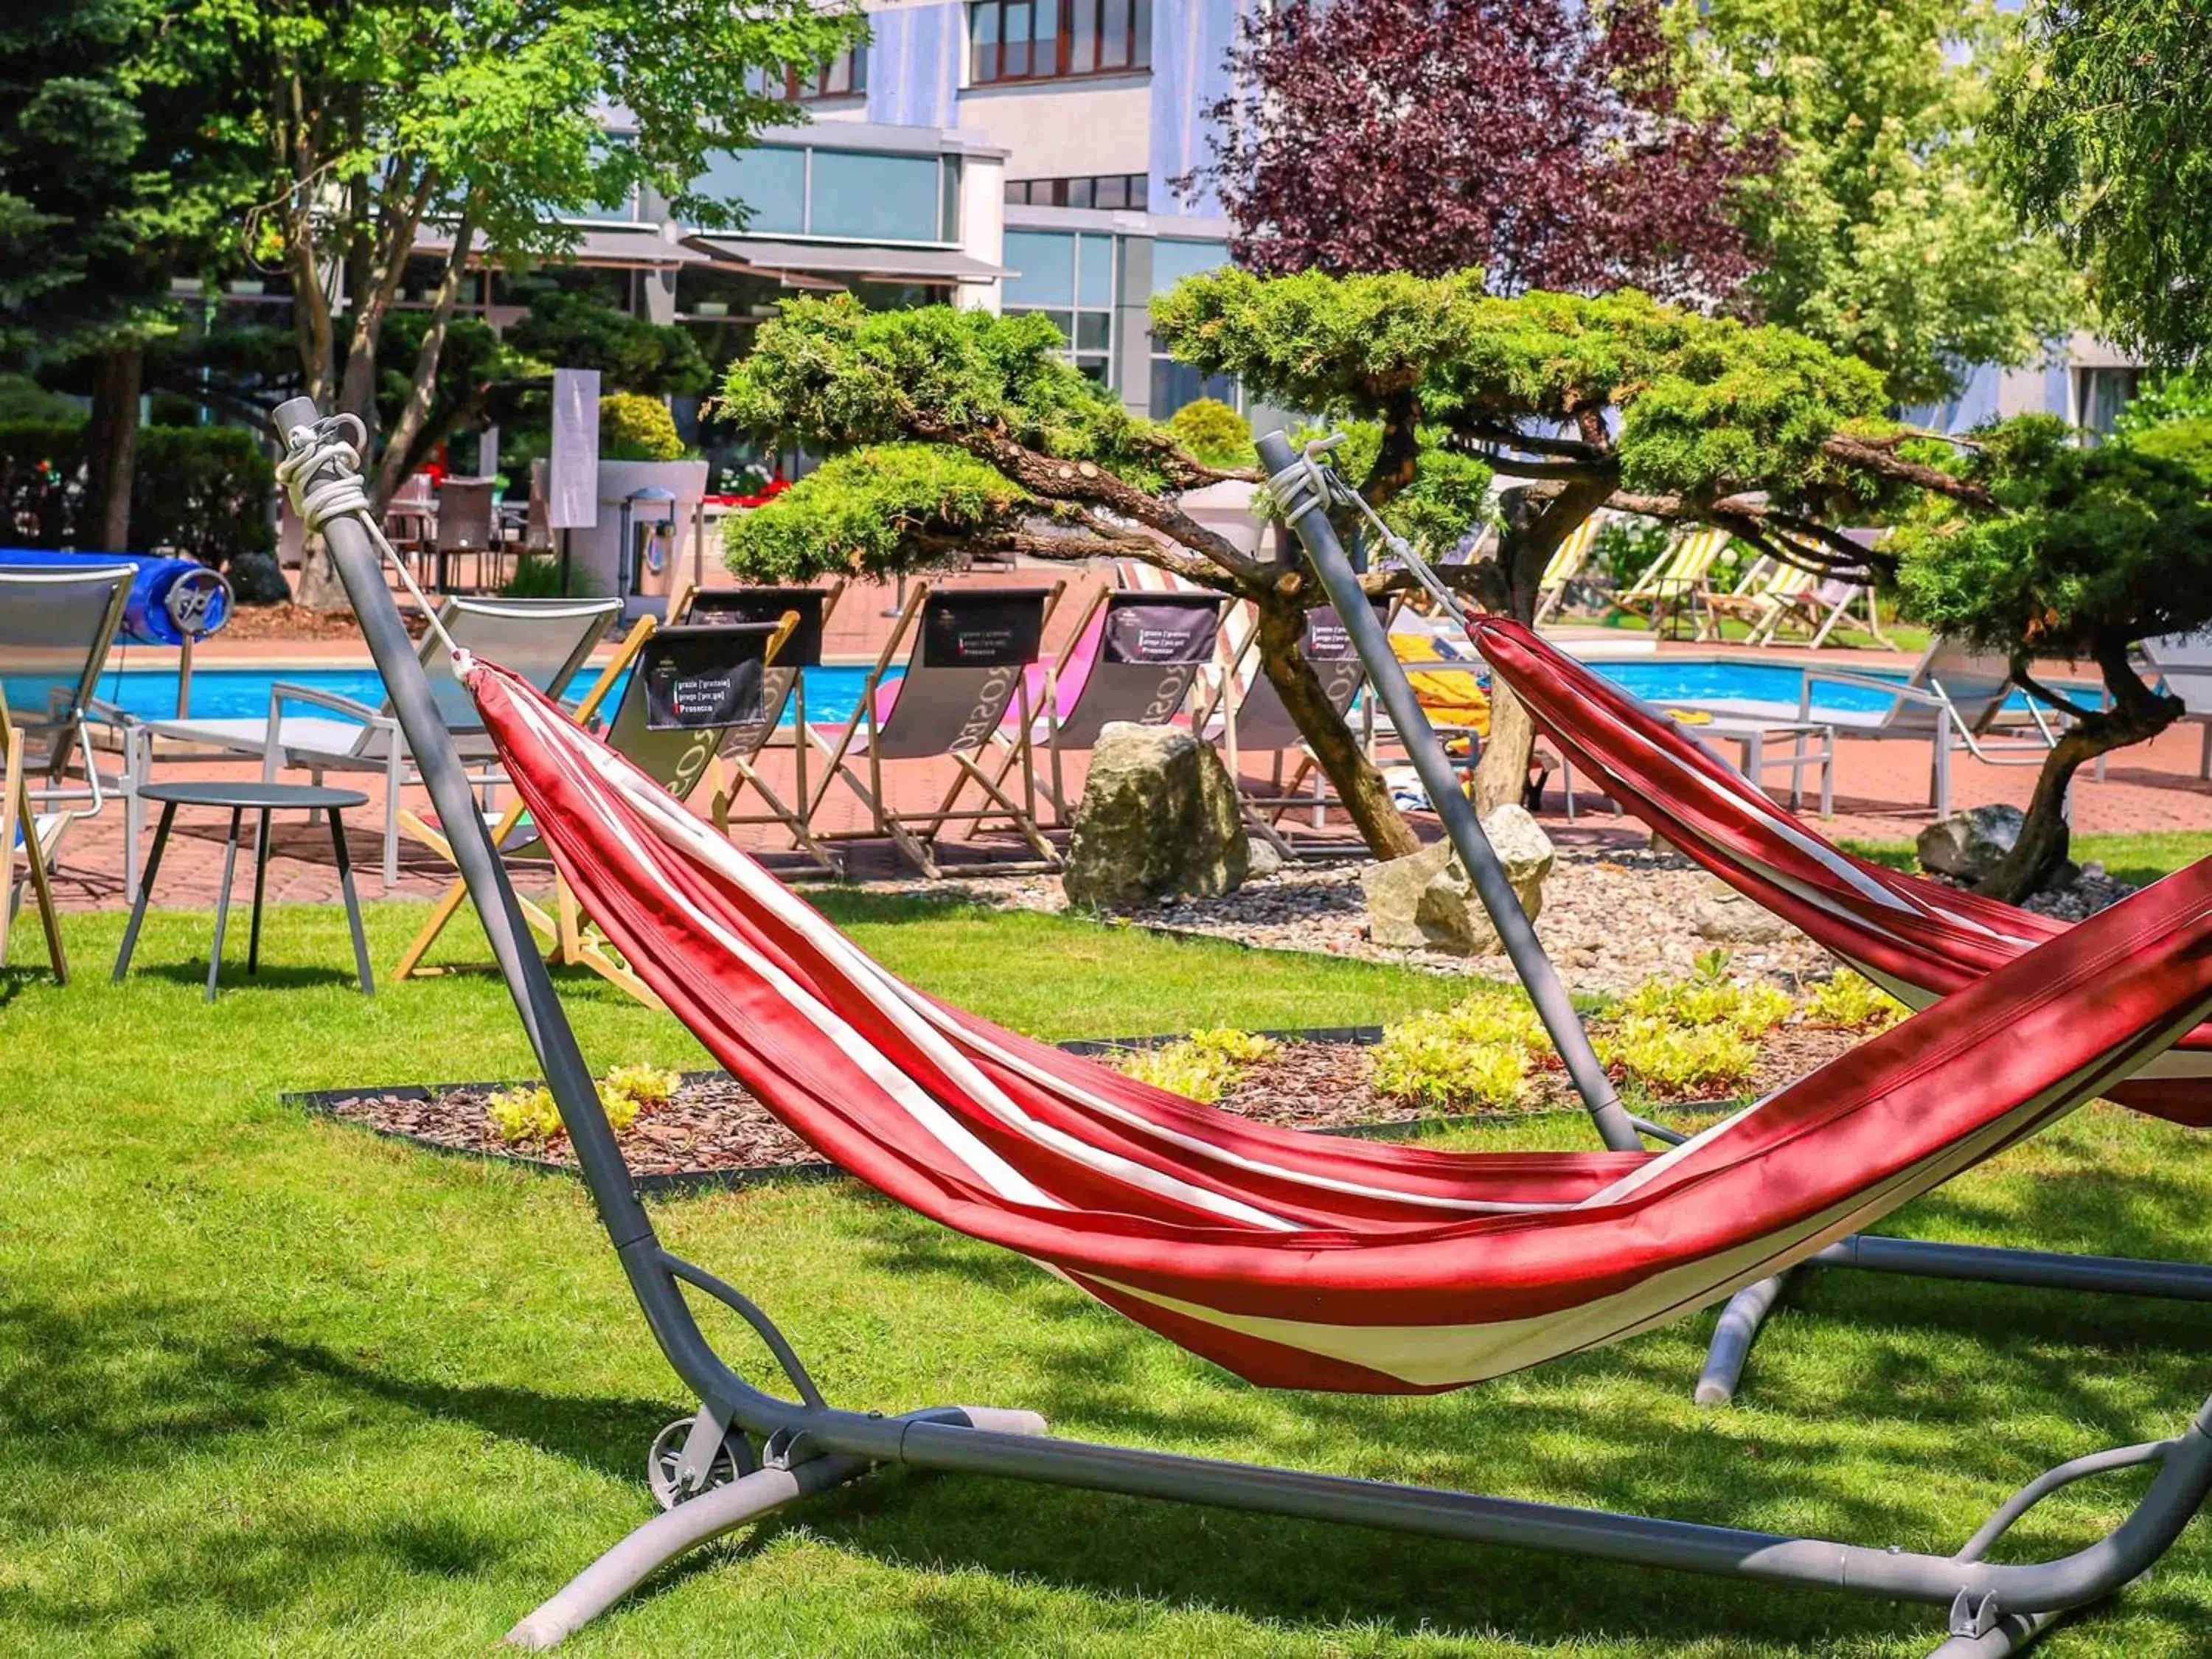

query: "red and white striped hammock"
left=1469, top=617, right=2212, bottom=1129
left=466, top=658, right=2212, bottom=1395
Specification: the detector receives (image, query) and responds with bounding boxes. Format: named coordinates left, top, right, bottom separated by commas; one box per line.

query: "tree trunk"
left=1254, top=596, right=1419, bottom=859
left=1471, top=479, right=1614, bottom=812
left=372, top=214, right=476, bottom=507
left=1474, top=678, right=1536, bottom=815
left=1975, top=707, right=2174, bottom=902
left=80, top=342, right=142, bottom=552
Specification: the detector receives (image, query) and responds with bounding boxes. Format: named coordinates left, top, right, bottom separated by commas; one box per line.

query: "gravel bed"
left=851, top=846, right=1834, bottom=996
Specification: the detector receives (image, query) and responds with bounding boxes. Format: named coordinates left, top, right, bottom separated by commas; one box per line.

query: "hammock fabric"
left=1468, top=617, right=2212, bottom=1128
left=465, top=658, right=2212, bottom=1395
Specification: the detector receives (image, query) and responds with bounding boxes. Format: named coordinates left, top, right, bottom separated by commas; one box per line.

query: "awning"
left=684, top=235, right=1007, bottom=285
left=415, top=224, right=709, bottom=266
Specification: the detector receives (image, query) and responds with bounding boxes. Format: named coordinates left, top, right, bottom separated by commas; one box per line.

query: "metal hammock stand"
left=268, top=397, right=2212, bottom=1657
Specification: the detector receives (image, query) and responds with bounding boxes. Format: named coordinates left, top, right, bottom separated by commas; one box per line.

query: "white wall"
left=957, top=80, right=1154, bottom=179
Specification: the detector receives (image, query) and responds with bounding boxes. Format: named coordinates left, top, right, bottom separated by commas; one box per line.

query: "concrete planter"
left=565, top=459, right=712, bottom=614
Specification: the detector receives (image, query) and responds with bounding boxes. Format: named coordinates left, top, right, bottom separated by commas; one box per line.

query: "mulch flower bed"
left=302, top=1021, right=1880, bottom=1188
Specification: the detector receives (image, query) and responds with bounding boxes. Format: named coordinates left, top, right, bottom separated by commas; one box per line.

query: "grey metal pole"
left=1256, top=432, right=1641, bottom=1153
left=267, top=399, right=748, bottom=1415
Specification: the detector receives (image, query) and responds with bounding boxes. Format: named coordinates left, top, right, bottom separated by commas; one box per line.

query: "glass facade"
left=1147, top=240, right=1235, bottom=416
left=969, top=0, right=1152, bottom=84
left=1003, top=229, right=1116, bottom=383
left=692, top=145, right=960, bottom=245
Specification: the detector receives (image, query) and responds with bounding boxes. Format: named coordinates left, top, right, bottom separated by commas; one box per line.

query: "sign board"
left=918, top=591, right=1046, bottom=669
left=549, top=368, right=600, bottom=529
left=639, top=627, right=771, bottom=732
left=1101, top=595, right=1222, bottom=667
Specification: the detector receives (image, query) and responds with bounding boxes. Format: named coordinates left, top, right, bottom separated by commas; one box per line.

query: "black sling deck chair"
left=270, top=397, right=2212, bottom=1659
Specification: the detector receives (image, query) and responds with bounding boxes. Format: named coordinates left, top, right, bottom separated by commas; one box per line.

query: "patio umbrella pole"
left=1257, top=431, right=1643, bottom=1153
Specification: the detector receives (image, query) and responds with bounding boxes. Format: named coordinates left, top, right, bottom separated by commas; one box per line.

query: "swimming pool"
left=95, top=661, right=897, bottom=731
left=92, top=653, right=1918, bottom=730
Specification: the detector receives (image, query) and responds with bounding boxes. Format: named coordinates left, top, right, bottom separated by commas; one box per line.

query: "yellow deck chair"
left=2, top=700, right=68, bottom=982
left=1611, top=526, right=1731, bottom=637
left=1530, top=511, right=1608, bottom=625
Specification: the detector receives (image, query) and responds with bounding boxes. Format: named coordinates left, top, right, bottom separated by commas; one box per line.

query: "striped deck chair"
left=1611, top=526, right=1731, bottom=639
left=1743, top=530, right=1893, bottom=648
left=1529, top=510, right=1608, bottom=625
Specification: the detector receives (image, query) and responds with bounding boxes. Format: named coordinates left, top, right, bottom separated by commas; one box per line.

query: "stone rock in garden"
left=1246, top=836, right=1284, bottom=880
left=1360, top=805, right=1554, bottom=956
left=1691, top=877, right=1797, bottom=945
left=1916, top=804, right=2025, bottom=881
left=225, top=551, right=292, bottom=606
left=1062, top=722, right=1249, bottom=911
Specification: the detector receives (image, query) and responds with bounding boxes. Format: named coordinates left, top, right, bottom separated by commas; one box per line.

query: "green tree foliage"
left=185, top=0, right=866, bottom=602
left=1673, top=0, right=2079, bottom=406
left=0, top=0, right=259, bottom=548
left=1889, top=415, right=2212, bottom=895
left=720, top=279, right=1972, bottom=855
left=1992, top=0, right=2212, bottom=365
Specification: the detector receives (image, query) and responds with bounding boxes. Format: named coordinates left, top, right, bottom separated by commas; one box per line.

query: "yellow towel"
left=1666, top=707, right=1712, bottom=726
left=1391, top=633, right=1491, bottom=737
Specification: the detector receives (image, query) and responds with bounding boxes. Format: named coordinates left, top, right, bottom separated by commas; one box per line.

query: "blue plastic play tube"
left=0, top=547, right=233, bottom=644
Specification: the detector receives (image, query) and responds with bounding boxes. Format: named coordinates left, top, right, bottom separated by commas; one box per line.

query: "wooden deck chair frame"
left=804, top=580, right=1066, bottom=878
left=966, top=585, right=1228, bottom=830
left=1613, top=526, right=1730, bottom=639
left=1528, top=510, right=1607, bottom=626
left=1, top=700, right=68, bottom=981
left=282, top=397, right=2212, bottom=1659
left=684, top=580, right=847, bottom=877
left=394, top=605, right=804, bottom=1003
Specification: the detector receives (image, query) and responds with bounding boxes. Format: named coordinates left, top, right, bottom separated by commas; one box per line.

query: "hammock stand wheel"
left=268, top=399, right=2212, bottom=1659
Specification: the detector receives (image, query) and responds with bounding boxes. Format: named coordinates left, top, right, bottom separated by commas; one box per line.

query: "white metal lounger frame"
left=274, top=397, right=2212, bottom=1659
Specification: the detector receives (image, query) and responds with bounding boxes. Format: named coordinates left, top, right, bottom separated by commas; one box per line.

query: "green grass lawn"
left=3, top=894, right=2209, bottom=1657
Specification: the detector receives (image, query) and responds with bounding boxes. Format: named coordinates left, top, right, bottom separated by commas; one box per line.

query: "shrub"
left=1367, top=987, right=1546, bottom=1113
left=1617, top=977, right=1793, bottom=1036
left=1117, top=1028, right=1276, bottom=1103
left=0, top=419, right=275, bottom=563
left=1165, top=397, right=1254, bottom=467
left=1368, top=1015, right=1529, bottom=1111
left=1802, top=970, right=1907, bottom=1030
left=485, top=1085, right=563, bottom=1144
left=225, top=551, right=290, bottom=606
left=602, top=1062, right=682, bottom=1107
left=1597, top=1018, right=1759, bottom=1095
left=500, top=552, right=570, bottom=598
left=599, top=392, right=685, bottom=462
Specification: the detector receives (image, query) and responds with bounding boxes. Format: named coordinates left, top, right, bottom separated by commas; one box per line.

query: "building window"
left=1005, top=173, right=1148, bottom=211
left=692, top=145, right=961, bottom=244
left=2074, top=366, right=2142, bottom=442
left=969, top=0, right=1150, bottom=86
left=747, top=46, right=869, bottom=102
left=1003, top=229, right=1115, bottom=384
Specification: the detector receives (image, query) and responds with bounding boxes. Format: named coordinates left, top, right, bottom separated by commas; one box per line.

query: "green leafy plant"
left=484, top=1085, right=563, bottom=1144
left=599, top=392, right=686, bottom=462
left=1596, top=1018, right=1759, bottom=1096
left=499, top=552, right=570, bottom=599
left=1617, top=976, right=1792, bottom=1037
left=1367, top=987, right=1548, bottom=1113
left=1116, top=1028, right=1279, bottom=1103
left=602, top=1062, right=682, bottom=1107
left=1802, top=970, right=1907, bottom=1031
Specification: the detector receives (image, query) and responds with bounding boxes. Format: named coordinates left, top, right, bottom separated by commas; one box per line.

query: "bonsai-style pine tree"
left=1890, top=418, right=2212, bottom=900
left=717, top=276, right=1969, bottom=855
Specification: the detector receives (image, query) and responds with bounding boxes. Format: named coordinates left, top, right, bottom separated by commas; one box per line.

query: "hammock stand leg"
left=272, top=401, right=2212, bottom=1659
left=1697, top=1237, right=2212, bottom=1406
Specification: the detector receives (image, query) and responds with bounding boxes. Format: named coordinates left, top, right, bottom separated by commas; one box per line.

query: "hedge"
left=0, top=420, right=275, bottom=564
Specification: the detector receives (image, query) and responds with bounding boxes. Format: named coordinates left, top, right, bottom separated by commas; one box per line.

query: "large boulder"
left=1360, top=804, right=1554, bottom=956
left=1691, top=876, right=1796, bottom=945
left=1062, top=721, right=1249, bottom=911
left=1916, top=804, right=2025, bottom=882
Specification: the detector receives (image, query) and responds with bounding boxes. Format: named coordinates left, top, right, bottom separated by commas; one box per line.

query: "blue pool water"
left=97, top=661, right=896, bottom=730
left=93, top=653, right=1940, bottom=728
